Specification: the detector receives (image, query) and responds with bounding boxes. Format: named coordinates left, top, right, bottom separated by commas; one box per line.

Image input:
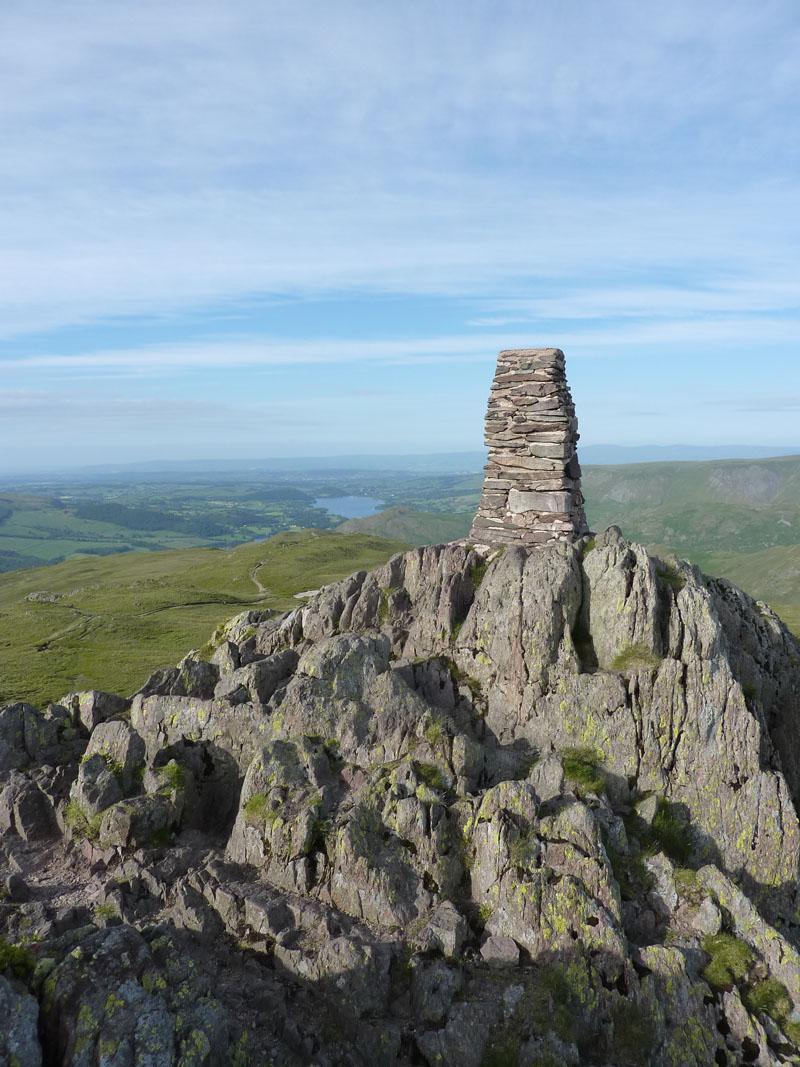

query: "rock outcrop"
left=470, top=347, right=590, bottom=545
left=3, top=530, right=800, bottom=1065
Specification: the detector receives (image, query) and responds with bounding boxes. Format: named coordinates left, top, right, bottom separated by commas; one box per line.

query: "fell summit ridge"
left=2, top=350, right=800, bottom=1066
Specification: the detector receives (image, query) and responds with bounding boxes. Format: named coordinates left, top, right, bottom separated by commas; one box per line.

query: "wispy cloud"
left=0, top=2, right=799, bottom=340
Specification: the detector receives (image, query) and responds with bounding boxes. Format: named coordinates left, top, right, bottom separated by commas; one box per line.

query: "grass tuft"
left=657, top=563, right=686, bottom=594
left=562, top=746, right=605, bottom=795
left=702, top=933, right=753, bottom=991
left=0, top=935, right=34, bottom=978
left=743, top=977, right=792, bottom=1021
left=415, top=762, right=447, bottom=790
left=470, top=560, right=489, bottom=589
left=611, top=644, right=662, bottom=672
left=155, top=761, right=185, bottom=794
left=649, top=798, right=692, bottom=865
left=64, top=799, right=103, bottom=842
left=243, top=793, right=281, bottom=827
left=423, top=718, right=447, bottom=750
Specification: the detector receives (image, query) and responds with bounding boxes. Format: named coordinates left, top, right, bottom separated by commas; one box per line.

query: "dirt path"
left=249, top=563, right=270, bottom=595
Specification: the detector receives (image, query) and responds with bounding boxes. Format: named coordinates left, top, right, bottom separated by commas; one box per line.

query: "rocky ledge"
left=2, top=527, right=800, bottom=1066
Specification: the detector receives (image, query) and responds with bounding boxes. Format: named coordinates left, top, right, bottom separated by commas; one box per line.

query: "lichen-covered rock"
left=213, top=649, right=298, bottom=705
left=6, top=526, right=800, bottom=1065
left=0, top=973, right=42, bottom=1067
left=99, top=793, right=179, bottom=850
left=36, top=925, right=228, bottom=1066
left=416, top=1000, right=500, bottom=1067
left=70, top=752, right=123, bottom=820
left=0, top=701, right=83, bottom=772
left=83, top=720, right=146, bottom=795
left=63, top=690, right=130, bottom=733
left=0, top=771, right=57, bottom=840
left=130, top=694, right=271, bottom=772
left=226, top=737, right=335, bottom=889
left=329, top=762, right=463, bottom=928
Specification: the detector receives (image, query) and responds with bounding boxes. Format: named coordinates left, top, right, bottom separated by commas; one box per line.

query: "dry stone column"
left=469, top=348, right=590, bottom=546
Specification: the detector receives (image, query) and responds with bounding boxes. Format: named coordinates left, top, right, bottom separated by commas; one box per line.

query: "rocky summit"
left=1, top=525, right=800, bottom=1066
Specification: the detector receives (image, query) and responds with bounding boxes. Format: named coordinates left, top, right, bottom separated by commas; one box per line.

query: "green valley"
left=0, top=530, right=409, bottom=707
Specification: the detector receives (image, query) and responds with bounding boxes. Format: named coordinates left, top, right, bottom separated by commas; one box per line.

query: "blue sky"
left=2, top=0, right=800, bottom=471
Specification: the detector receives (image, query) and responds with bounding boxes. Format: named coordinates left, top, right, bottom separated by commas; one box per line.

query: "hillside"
left=691, top=542, right=800, bottom=636
left=0, top=530, right=409, bottom=706
left=582, top=453, right=800, bottom=554
left=0, top=485, right=337, bottom=572
left=338, top=505, right=473, bottom=545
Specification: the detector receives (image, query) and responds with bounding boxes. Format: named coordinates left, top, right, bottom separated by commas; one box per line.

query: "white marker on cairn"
left=469, top=348, right=590, bottom=546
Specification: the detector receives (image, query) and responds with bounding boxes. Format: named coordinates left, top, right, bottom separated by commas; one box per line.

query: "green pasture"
left=0, top=530, right=408, bottom=707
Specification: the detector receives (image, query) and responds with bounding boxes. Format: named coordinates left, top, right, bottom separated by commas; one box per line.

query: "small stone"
left=480, top=935, right=520, bottom=968
left=692, top=897, right=722, bottom=936
left=415, top=901, right=468, bottom=959
left=635, top=794, right=659, bottom=825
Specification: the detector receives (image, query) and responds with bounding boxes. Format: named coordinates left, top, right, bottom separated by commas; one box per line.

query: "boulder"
left=63, top=690, right=130, bottom=732
left=83, top=719, right=146, bottom=794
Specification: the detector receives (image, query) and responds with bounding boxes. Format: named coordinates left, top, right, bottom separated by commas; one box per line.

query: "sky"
left=2, top=0, right=800, bottom=472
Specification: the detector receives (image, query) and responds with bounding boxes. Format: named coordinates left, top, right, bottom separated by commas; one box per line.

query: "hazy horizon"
left=4, top=443, right=800, bottom=482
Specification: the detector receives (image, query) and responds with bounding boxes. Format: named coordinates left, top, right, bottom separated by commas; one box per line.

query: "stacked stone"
left=469, top=348, right=590, bottom=546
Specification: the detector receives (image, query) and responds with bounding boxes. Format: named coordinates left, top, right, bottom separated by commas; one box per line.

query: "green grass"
left=155, top=761, right=185, bottom=794
left=243, top=794, right=281, bottom=827
left=0, top=529, right=409, bottom=706
left=470, top=560, right=489, bottom=589
left=649, top=798, right=692, bottom=865
left=338, top=505, right=473, bottom=545
left=422, top=717, right=447, bottom=750
left=0, top=935, right=34, bottom=978
left=657, top=563, right=686, bottom=594
left=743, top=977, right=792, bottom=1021
left=562, top=746, right=605, bottom=795
left=702, top=933, right=753, bottom=990
left=415, top=761, right=447, bottom=790
left=610, top=645, right=662, bottom=672
left=64, top=799, right=103, bottom=843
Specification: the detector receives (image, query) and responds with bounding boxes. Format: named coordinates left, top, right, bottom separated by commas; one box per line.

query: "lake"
left=315, top=496, right=384, bottom=519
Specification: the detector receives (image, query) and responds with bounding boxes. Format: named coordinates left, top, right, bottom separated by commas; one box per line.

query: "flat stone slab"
left=480, top=935, right=520, bottom=968
left=509, top=489, right=572, bottom=515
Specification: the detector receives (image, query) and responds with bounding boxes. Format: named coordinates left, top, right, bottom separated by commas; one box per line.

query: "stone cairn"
left=469, top=348, right=590, bottom=546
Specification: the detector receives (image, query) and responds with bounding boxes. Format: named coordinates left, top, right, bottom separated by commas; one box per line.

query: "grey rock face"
left=36, top=925, right=229, bottom=1066
left=0, top=771, right=57, bottom=841
left=63, top=690, right=130, bottom=732
left=83, top=720, right=146, bottom=795
left=0, top=974, right=41, bottom=1067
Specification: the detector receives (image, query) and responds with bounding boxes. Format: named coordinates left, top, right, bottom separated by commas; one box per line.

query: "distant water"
left=315, top=496, right=384, bottom=519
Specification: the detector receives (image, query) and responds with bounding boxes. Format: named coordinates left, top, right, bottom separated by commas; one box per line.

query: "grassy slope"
left=0, top=530, right=409, bottom=707
left=582, top=454, right=800, bottom=554
left=338, top=506, right=473, bottom=545
left=690, top=543, right=800, bottom=635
